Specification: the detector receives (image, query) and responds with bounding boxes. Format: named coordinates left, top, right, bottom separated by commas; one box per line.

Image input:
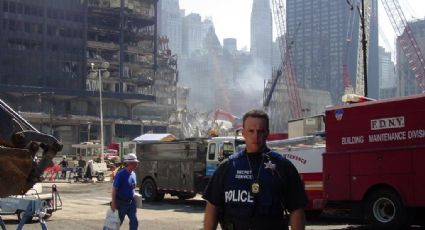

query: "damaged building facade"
left=0, top=0, right=178, bottom=153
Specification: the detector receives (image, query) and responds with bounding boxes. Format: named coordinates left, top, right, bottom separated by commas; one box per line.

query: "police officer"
left=203, top=110, right=308, bottom=230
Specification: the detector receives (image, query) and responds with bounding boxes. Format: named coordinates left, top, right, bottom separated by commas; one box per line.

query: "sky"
left=179, top=0, right=425, bottom=56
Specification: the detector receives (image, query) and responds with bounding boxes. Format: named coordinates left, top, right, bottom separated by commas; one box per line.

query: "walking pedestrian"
left=111, top=153, right=139, bottom=230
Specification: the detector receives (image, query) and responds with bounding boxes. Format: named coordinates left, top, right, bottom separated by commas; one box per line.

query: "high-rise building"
left=286, top=0, right=379, bottom=103
left=223, top=38, right=237, bottom=54
left=379, top=46, right=396, bottom=99
left=158, top=0, right=183, bottom=56
left=0, top=0, right=86, bottom=89
left=396, top=18, right=425, bottom=96
left=182, top=13, right=202, bottom=57
left=271, top=36, right=283, bottom=70
left=250, top=0, right=272, bottom=76
left=368, top=0, right=380, bottom=99
left=201, top=18, right=214, bottom=50
left=0, top=0, right=179, bottom=152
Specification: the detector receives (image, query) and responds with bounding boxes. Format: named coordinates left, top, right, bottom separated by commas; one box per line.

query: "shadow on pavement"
left=141, top=197, right=206, bottom=213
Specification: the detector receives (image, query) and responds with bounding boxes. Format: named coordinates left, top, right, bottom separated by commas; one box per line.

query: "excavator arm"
left=0, top=99, right=62, bottom=197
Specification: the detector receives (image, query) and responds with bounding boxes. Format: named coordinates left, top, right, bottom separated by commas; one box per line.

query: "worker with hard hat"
left=111, top=153, right=139, bottom=230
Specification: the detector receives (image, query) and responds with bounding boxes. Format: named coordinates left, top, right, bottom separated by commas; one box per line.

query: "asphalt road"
left=1, top=181, right=421, bottom=230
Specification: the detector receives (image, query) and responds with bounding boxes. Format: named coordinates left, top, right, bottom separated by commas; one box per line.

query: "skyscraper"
left=223, top=38, right=237, bottom=54
left=182, top=13, right=202, bottom=57
left=379, top=46, right=396, bottom=99
left=368, top=0, right=380, bottom=99
left=286, top=0, right=378, bottom=103
left=396, top=18, right=425, bottom=96
left=0, top=0, right=179, bottom=152
left=158, top=0, right=183, bottom=56
left=250, top=0, right=273, bottom=77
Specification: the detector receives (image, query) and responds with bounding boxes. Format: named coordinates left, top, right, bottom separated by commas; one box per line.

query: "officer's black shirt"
left=202, top=149, right=308, bottom=229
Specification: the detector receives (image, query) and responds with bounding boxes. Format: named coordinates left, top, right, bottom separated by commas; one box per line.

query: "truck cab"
left=205, top=136, right=245, bottom=177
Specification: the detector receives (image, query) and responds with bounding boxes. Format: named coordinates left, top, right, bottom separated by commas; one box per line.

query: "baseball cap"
left=124, top=153, right=139, bottom=163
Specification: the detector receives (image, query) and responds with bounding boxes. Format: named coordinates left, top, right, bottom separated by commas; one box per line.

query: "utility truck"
left=136, top=136, right=244, bottom=201
left=257, top=94, right=425, bottom=230
left=267, top=135, right=326, bottom=212
left=323, top=94, right=425, bottom=229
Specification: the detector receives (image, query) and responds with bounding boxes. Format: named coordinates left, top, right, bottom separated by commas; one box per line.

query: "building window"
left=16, top=2, right=23, bottom=14
left=24, top=5, right=30, bottom=15
left=3, top=1, right=8, bottom=12
left=8, top=19, right=16, bottom=31
left=9, top=2, right=15, bottom=13
left=24, top=22, right=30, bottom=33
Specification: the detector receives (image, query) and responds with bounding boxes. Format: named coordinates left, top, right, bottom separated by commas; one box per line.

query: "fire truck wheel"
left=365, top=189, right=408, bottom=230
left=141, top=178, right=163, bottom=202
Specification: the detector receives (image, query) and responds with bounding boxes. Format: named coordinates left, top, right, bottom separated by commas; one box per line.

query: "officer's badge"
left=251, top=182, right=260, bottom=194
left=264, top=161, right=275, bottom=170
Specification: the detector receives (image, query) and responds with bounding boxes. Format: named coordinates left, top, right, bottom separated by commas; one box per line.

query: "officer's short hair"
left=242, top=110, right=269, bottom=130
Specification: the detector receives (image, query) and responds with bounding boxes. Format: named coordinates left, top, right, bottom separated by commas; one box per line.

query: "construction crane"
left=381, top=0, right=425, bottom=92
left=342, top=0, right=357, bottom=94
left=265, top=0, right=302, bottom=120
left=355, top=0, right=372, bottom=96
left=342, top=0, right=372, bottom=96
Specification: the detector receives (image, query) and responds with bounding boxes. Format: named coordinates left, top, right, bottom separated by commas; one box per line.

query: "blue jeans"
left=116, top=198, right=138, bottom=230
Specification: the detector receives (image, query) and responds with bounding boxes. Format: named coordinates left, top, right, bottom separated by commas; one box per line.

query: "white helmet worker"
left=123, top=153, right=139, bottom=163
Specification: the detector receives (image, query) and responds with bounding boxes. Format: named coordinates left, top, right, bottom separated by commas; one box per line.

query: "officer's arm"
left=289, top=208, right=306, bottom=230
left=204, top=201, right=218, bottom=230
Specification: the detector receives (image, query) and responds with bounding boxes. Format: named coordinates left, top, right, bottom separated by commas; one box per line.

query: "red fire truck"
left=323, top=94, right=425, bottom=229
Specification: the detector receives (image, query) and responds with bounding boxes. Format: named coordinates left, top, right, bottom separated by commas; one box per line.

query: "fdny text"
left=371, top=116, right=405, bottom=130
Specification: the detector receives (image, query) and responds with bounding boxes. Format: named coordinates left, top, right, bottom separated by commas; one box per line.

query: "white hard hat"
left=124, top=153, right=139, bottom=163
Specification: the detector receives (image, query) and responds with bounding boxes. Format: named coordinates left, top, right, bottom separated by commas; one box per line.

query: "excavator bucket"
left=0, top=146, right=33, bottom=197
left=0, top=99, right=62, bottom=197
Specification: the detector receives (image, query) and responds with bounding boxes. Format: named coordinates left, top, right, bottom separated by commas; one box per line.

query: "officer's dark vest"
left=224, top=151, right=285, bottom=220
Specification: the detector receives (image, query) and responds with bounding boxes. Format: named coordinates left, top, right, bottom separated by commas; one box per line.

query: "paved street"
left=0, top=182, right=421, bottom=230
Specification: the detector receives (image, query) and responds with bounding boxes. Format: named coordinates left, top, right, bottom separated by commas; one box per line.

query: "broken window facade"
left=0, top=0, right=86, bottom=89
left=0, top=0, right=180, bottom=153
left=86, top=0, right=157, bottom=96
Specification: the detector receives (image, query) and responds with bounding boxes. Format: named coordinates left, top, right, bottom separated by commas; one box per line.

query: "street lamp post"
left=91, top=62, right=109, bottom=163
left=87, top=122, right=91, bottom=142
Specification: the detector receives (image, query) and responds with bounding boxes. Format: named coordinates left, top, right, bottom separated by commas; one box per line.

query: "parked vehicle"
left=71, top=142, right=108, bottom=181
left=272, top=94, right=425, bottom=229
left=0, top=184, right=62, bottom=222
left=323, top=94, right=425, bottom=229
left=136, top=136, right=244, bottom=201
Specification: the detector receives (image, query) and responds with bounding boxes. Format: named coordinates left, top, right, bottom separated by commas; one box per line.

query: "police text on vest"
left=225, top=190, right=254, bottom=203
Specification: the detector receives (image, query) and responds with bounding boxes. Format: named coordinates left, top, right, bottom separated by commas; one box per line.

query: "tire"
left=17, top=210, right=32, bottom=223
left=141, top=178, right=161, bottom=202
left=364, top=189, right=408, bottom=230
left=97, top=173, right=105, bottom=181
left=43, top=211, right=53, bottom=220
left=155, top=192, right=165, bottom=201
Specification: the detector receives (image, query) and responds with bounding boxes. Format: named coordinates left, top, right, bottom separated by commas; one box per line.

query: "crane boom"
left=355, top=0, right=372, bottom=96
left=381, top=0, right=425, bottom=92
left=270, top=0, right=302, bottom=119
